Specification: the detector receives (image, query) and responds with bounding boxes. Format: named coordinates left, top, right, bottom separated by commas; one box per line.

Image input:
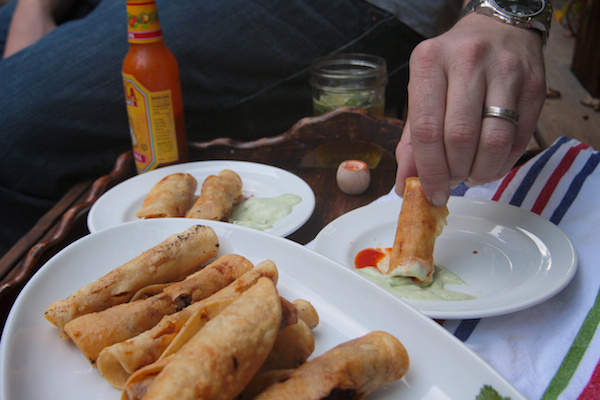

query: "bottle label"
left=126, top=1, right=162, bottom=43
left=123, top=73, right=179, bottom=173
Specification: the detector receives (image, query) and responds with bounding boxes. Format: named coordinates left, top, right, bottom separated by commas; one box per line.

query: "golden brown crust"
left=98, top=261, right=280, bottom=388
left=135, top=173, right=198, bottom=219
left=387, top=177, right=448, bottom=285
left=129, top=283, right=174, bottom=302
left=64, top=254, right=253, bottom=365
left=236, top=369, right=294, bottom=400
left=253, top=331, right=409, bottom=400
left=122, top=278, right=282, bottom=400
left=97, top=296, right=234, bottom=389
left=159, top=260, right=280, bottom=360
left=258, top=319, right=315, bottom=373
left=44, top=225, right=219, bottom=339
left=292, top=299, right=319, bottom=329
left=185, top=169, right=243, bottom=220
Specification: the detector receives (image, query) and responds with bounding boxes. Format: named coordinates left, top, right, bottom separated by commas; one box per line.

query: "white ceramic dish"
left=1, top=219, right=525, bottom=400
left=313, top=197, right=577, bottom=320
left=87, top=160, right=315, bottom=237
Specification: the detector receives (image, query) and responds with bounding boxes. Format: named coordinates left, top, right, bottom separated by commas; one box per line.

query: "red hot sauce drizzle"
left=354, top=247, right=391, bottom=271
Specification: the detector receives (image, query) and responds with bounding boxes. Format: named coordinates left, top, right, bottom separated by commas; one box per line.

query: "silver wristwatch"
left=459, top=0, right=552, bottom=48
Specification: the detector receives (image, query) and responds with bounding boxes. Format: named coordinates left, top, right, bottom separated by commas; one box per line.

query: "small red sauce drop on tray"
left=341, top=160, right=366, bottom=171
left=354, top=248, right=389, bottom=269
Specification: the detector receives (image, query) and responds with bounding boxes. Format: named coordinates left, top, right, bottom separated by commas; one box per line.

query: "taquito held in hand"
left=135, top=173, right=198, bottom=218
left=45, top=225, right=219, bottom=339
left=387, top=177, right=448, bottom=285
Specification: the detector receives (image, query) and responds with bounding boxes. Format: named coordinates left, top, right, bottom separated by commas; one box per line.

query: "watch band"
left=460, top=0, right=552, bottom=48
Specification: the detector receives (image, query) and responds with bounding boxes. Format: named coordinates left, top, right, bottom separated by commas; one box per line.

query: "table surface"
left=4, top=109, right=594, bottom=400
left=0, top=107, right=400, bottom=335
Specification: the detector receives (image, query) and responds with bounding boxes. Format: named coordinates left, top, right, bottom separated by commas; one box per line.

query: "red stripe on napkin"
left=578, top=360, right=600, bottom=400
left=492, top=165, right=521, bottom=201
left=530, top=143, right=590, bottom=215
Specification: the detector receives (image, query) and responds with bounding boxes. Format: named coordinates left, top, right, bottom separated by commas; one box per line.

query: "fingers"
left=394, top=121, right=417, bottom=196
left=396, top=14, right=546, bottom=205
left=465, top=115, right=516, bottom=187
left=464, top=35, right=525, bottom=186
left=466, top=43, right=545, bottom=185
left=443, top=43, right=486, bottom=188
left=492, top=65, right=546, bottom=180
left=402, top=40, right=451, bottom=206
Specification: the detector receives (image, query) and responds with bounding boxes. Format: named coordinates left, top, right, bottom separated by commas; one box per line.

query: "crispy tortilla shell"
left=97, top=260, right=279, bottom=388
left=185, top=169, right=243, bottom=220
left=160, top=260, right=280, bottom=360
left=123, top=277, right=282, bottom=400
left=97, top=296, right=233, bottom=388
left=64, top=254, right=253, bottom=365
left=135, top=173, right=197, bottom=219
left=253, top=331, right=409, bottom=400
left=387, top=177, right=448, bottom=285
left=44, top=225, right=219, bottom=339
left=292, top=299, right=319, bottom=329
left=259, top=319, right=315, bottom=373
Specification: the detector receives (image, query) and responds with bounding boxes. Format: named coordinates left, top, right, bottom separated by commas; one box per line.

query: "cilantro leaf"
left=476, top=384, right=511, bottom=400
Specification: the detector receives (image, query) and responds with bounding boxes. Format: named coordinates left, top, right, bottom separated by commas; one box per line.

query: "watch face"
left=493, top=0, right=545, bottom=17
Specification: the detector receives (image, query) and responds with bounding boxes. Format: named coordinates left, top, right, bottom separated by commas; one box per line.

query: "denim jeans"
left=0, top=0, right=423, bottom=255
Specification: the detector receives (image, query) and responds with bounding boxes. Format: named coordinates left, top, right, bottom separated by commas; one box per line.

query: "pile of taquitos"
left=44, top=224, right=409, bottom=399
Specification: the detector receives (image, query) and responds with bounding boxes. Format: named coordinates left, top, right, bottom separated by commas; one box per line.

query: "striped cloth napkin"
left=373, top=136, right=600, bottom=400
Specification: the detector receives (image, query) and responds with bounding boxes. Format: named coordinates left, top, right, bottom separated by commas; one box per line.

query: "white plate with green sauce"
left=313, top=197, right=577, bottom=320
left=1, top=219, right=526, bottom=400
left=87, top=160, right=315, bottom=237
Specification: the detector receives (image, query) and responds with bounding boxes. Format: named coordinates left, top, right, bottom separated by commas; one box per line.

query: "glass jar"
left=310, top=53, right=387, bottom=117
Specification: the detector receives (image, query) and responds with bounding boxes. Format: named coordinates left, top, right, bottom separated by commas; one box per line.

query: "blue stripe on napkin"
left=550, top=153, right=600, bottom=225
left=451, top=137, right=589, bottom=343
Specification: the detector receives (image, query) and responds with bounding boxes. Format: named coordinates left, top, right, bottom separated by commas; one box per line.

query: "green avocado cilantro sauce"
left=356, top=263, right=477, bottom=302
left=313, top=92, right=385, bottom=116
left=229, top=194, right=302, bottom=231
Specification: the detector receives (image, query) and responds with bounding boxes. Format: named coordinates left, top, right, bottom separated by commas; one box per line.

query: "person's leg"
left=0, top=0, right=130, bottom=254
left=0, top=0, right=101, bottom=57
left=162, top=0, right=423, bottom=139
left=0, top=0, right=423, bottom=255
left=0, top=0, right=17, bottom=54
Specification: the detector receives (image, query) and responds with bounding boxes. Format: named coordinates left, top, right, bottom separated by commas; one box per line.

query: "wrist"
left=459, top=0, right=552, bottom=48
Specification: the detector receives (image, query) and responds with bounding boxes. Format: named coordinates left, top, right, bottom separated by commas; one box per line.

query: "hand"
left=3, top=0, right=76, bottom=58
left=394, top=13, right=547, bottom=205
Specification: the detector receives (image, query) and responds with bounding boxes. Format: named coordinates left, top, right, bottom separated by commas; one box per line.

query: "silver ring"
left=482, top=106, right=519, bottom=125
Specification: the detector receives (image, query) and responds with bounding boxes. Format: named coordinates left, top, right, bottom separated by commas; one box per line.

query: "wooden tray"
left=0, top=107, right=403, bottom=306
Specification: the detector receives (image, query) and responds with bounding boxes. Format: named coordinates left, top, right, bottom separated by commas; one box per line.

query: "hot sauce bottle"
left=123, top=0, right=189, bottom=174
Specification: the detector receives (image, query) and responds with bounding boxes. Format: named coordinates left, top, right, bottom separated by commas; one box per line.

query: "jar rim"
left=310, top=53, right=386, bottom=77
left=310, top=53, right=387, bottom=90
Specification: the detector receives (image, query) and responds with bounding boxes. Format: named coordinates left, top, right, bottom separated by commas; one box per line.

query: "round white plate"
left=1, top=219, right=525, bottom=400
left=87, top=160, right=315, bottom=237
left=313, top=197, right=578, bottom=320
